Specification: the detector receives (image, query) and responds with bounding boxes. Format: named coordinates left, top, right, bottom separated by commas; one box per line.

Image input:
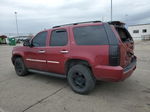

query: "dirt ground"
left=0, top=41, right=150, bottom=112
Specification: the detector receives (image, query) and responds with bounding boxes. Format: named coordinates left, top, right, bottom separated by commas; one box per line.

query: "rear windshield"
left=73, top=25, right=108, bottom=45
left=116, top=27, right=133, bottom=42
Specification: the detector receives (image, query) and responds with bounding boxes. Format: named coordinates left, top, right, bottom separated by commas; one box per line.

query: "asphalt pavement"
left=0, top=41, right=150, bottom=112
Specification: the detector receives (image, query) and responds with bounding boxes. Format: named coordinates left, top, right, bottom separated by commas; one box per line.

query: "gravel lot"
left=0, top=41, right=150, bottom=112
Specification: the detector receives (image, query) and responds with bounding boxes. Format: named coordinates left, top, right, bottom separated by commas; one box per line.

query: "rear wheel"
left=14, top=58, right=28, bottom=76
left=67, top=64, right=96, bottom=94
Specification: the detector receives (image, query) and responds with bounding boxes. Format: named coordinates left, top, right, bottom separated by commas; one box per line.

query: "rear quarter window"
left=73, top=25, right=108, bottom=45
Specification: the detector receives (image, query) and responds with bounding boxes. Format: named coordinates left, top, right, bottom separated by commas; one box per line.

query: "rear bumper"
left=93, top=58, right=136, bottom=81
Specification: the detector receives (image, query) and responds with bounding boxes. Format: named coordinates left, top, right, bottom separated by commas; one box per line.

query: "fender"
left=12, top=47, right=26, bottom=64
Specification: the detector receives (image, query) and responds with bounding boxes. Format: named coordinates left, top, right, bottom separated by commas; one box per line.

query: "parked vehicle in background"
left=12, top=21, right=137, bottom=94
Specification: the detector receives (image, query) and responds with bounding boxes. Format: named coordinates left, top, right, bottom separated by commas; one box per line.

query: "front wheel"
left=14, top=58, right=28, bottom=76
left=67, top=64, right=96, bottom=94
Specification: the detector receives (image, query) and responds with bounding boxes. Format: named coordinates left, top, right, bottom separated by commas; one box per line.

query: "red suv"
left=12, top=21, right=136, bottom=94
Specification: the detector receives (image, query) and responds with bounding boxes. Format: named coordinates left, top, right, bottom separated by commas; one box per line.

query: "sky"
left=0, top=0, right=150, bottom=35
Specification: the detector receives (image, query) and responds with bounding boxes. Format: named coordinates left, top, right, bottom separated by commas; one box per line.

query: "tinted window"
left=142, top=29, right=147, bottom=33
left=73, top=25, right=108, bottom=45
left=32, top=32, right=47, bottom=47
left=50, top=29, right=68, bottom=46
left=133, top=30, right=139, bottom=33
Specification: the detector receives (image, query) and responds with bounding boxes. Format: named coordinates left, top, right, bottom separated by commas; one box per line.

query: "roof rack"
left=52, top=21, right=101, bottom=28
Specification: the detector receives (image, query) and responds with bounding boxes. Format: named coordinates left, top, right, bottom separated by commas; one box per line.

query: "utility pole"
left=111, top=0, right=112, bottom=21
left=102, top=16, right=104, bottom=22
left=14, top=12, right=19, bottom=37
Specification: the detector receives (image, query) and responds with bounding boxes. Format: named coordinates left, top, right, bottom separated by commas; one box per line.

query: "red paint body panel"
left=93, top=65, right=136, bottom=81
left=24, top=47, right=48, bottom=71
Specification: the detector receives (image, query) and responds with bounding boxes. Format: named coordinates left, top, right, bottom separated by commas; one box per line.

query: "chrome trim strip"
left=26, top=58, right=46, bottom=63
left=60, top=50, right=69, bottom=54
left=47, top=61, right=60, bottom=64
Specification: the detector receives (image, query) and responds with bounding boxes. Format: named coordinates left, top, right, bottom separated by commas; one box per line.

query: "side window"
left=32, top=31, right=47, bottom=47
left=50, top=29, right=68, bottom=46
left=73, top=25, right=108, bottom=45
left=142, top=29, right=147, bottom=33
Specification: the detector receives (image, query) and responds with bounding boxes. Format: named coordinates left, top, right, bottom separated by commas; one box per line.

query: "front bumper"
left=93, top=57, right=137, bottom=82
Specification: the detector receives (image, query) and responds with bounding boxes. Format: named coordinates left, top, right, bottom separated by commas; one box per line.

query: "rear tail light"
left=109, top=45, right=120, bottom=66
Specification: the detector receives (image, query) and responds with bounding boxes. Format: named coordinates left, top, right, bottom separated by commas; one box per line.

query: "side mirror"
left=23, top=39, right=31, bottom=47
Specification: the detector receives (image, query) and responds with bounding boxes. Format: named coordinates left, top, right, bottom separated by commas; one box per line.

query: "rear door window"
left=73, top=25, right=108, bottom=45
left=50, top=29, right=68, bottom=46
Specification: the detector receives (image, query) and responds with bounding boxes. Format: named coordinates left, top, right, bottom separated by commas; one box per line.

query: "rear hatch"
left=114, top=24, right=135, bottom=67
left=109, top=21, right=135, bottom=68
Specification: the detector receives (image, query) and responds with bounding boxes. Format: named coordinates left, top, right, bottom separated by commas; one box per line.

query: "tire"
left=67, top=64, right=96, bottom=94
left=14, top=58, right=28, bottom=76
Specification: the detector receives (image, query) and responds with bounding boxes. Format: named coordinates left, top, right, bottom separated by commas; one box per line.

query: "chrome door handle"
left=38, top=50, right=46, bottom=53
left=60, top=50, right=69, bottom=54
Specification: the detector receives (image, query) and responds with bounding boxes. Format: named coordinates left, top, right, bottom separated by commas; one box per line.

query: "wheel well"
left=12, top=55, right=22, bottom=65
left=65, top=59, right=91, bottom=73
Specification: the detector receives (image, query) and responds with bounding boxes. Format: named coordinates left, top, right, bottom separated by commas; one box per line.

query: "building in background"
left=128, top=23, right=150, bottom=40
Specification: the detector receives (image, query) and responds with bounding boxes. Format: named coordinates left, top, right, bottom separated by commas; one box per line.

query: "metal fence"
left=142, top=35, right=150, bottom=40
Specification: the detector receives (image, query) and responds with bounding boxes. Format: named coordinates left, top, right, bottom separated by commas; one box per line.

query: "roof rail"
left=52, top=21, right=101, bottom=28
